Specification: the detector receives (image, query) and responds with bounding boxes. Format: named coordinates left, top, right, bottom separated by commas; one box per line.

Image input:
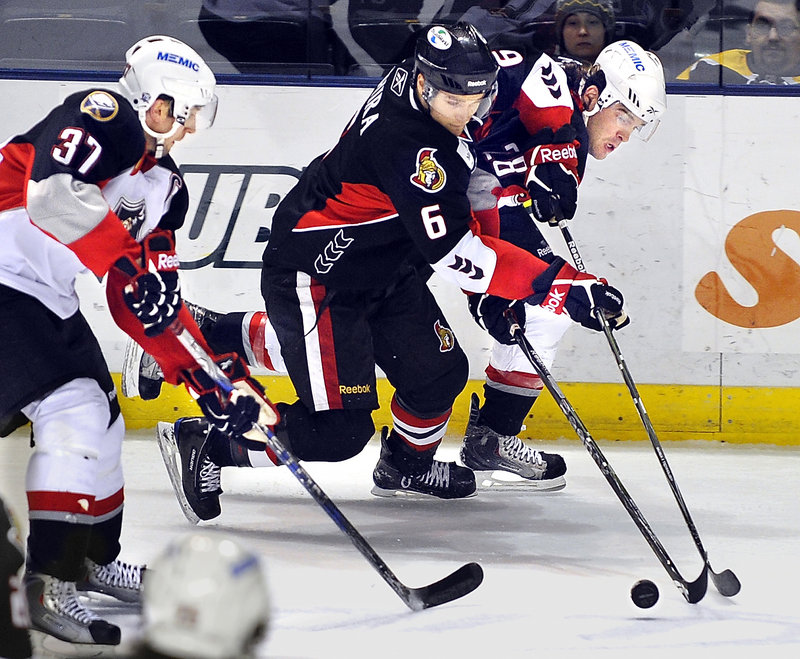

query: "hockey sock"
left=480, top=385, right=538, bottom=436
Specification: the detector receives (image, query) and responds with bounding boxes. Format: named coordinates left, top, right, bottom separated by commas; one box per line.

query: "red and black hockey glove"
left=468, top=293, right=526, bottom=345
left=113, top=230, right=181, bottom=337
left=525, top=125, right=580, bottom=226
left=180, top=353, right=280, bottom=445
left=527, top=257, right=630, bottom=331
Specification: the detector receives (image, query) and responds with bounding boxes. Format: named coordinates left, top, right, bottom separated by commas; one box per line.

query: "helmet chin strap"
left=141, top=113, right=181, bottom=159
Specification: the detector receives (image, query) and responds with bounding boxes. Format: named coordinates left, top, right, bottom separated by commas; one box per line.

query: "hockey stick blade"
left=405, top=562, right=484, bottom=611
left=504, top=310, right=708, bottom=604
left=555, top=218, right=741, bottom=599
left=171, top=322, right=484, bottom=610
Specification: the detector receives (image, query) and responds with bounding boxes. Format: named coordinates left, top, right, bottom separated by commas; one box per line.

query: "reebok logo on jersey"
left=80, top=91, right=119, bottom=122
left=410, top=148, right=446, bottom=193
left=531, top=143, right=578, bottom=166
left=391, top=68, right=408, bottom=96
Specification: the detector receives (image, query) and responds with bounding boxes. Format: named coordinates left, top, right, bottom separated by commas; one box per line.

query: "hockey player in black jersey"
left=461, top=40, right=667, bottom=489
left=0, top=36, right=266, bottom=646
left=147, top=23, right=628, bottom=520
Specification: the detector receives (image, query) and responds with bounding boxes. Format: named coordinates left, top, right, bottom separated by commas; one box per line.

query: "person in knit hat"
left=554, top=0, right=616, bottom=66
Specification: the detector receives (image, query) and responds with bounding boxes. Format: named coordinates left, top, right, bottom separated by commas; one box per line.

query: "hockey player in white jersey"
left=461, top=40, right=667, bottom=489
left=0, top=36, right=265, bottom=646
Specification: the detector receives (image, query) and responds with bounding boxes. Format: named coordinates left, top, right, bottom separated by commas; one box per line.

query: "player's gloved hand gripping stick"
left=170, top=321, right=484, bottom=611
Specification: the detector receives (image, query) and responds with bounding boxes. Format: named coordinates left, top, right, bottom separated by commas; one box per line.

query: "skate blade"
left=156, top=422, right=201, bottom=525
left=30, top=629, right=119, bottom=657
left=473, top=470, right=566, bottom=492
left=370, top=485, right=477, bottom=499
left=119, top=337, right=143, bottom=399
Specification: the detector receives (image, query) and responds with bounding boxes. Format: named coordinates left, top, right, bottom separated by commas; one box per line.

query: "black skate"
left=460, top=393, right=567, bottom=491
left=25, top=571, right=121, bottom=645
left=371, top=428, right=476, bottom=499
left=121, top=301, right=221, bottom=400
left=157, top=418, right=222, bottom=524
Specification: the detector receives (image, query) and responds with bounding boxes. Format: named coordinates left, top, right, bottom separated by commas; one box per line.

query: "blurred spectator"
left=198, top=0, right=350, bottom=74
left=554, top=0, right=616, bottom=66
left=0, top=494, right=31, bottom=659
left=133, top=533, right=270, bottom=659
left=677, top=0, right=800, bottom=83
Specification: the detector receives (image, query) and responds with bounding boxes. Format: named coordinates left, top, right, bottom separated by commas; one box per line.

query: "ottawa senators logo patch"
left=80, top=91, right=119, bottom=122
left=410, top=148, right=446, bottom=193
left=434, top=320, right=455, bottom=352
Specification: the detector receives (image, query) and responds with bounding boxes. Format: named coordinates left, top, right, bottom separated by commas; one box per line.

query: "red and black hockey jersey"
left=263, top=61, right=552, bottom=301
left=0, top=88, right=187, bottom=319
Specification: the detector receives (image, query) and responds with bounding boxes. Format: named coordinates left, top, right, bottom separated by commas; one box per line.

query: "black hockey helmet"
left=414, top=23, right=499, bottom=97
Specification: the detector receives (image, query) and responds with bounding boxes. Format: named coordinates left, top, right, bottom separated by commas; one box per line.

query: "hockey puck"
left=630, top=579, right=659, bottom=608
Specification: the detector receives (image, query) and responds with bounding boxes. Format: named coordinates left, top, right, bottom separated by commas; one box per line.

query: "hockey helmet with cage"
left=585, top=40, right=666, bottom=141
left=415, top=23, right=499, bottom=119
left=143, top=533, right=270, bottom=659
left=119, top=35, right=217, bottom=148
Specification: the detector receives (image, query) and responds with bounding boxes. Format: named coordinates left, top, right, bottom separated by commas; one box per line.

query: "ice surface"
left=1, top=429, right=798, bottom=658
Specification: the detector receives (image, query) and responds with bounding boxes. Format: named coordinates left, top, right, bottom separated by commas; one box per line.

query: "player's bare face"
left=144, top=102, right=200, bottom=155
left=586, top=102, right=645, bottom=160
left=747, top=2, right=800, bottom=76
left=562, top=12, right=607, bottom=61
left=424, top=88, right=485, bottom=136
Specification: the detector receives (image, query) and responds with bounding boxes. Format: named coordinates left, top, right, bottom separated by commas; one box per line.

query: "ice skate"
left=25, top=571, right=121, bottom=645
left=157, top=418, right=222, bottom=524
left=121, top=300, right=221, bottom=400
left=76, top=558, right=144, bottom=604
left=371, top=428, right=476, bottom=499
left=460, top=393, right=567, bottom=491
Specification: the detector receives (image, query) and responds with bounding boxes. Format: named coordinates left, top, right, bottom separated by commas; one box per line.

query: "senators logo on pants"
left=410, top=148, right=446, bottom=192
left=434, top=320, right=455, bottom=352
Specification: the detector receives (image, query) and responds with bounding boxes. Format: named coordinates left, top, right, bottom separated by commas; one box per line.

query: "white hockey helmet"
left=143, top=533, right=270, bottom=659
left=119, top=35, right=218, bottom=146
left=586, top=40, right=666, bottom=140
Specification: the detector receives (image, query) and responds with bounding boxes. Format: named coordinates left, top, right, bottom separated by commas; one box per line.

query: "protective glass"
left=750, top=17, right=800, bottom=39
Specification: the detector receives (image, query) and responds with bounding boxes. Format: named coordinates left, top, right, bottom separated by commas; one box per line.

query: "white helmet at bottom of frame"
left=143, top=533, right=270, bottom=659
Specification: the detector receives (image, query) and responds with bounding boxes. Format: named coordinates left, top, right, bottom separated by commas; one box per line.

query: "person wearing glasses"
left=677, top=0, right=800, bottom=84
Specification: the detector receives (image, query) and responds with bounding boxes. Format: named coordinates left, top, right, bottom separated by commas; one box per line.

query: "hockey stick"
left=170, top=323, right=483, bottom=611
left=556, top=219, right=740, bottom=598
left=504, top=308, right=708, bottom=603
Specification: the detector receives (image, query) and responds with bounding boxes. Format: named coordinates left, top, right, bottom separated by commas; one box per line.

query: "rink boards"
left=2, top=79, right=800, bottom=445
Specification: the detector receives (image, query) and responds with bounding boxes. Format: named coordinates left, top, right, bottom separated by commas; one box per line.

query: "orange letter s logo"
left=695, top=210, right=800, bottom=328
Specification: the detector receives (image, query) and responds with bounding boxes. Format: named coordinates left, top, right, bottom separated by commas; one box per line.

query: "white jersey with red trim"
left=0, top=88, right=186, bottom=318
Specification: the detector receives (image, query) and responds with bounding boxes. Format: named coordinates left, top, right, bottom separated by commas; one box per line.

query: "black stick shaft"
left=172, top=323, right=483, bottom=610
left=557, top=221, right=740, bottom=597
left=504, top=309, right=708, bottom=603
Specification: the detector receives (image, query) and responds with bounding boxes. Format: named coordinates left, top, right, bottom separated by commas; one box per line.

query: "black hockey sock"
left=85, top=511, right=123, bottom=566
left=206, top=311, right=247, bottom=357
left=479, top=385, right=538, bottom=436
left=26, top=520, right=91, bottom=580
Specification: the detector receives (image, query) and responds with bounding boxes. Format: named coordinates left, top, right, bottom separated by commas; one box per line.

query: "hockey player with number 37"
left=140, top=22, right=629, bottom=526
left=461, top=40, right=667, bottom=489
left=0, top=36, right=266, bottom=646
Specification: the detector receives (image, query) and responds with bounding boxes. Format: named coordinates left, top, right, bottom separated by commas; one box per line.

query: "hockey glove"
left=114, top=230, right=181, bottom=337
left=527, top=257, right=630, bottom=332
left=468, top=293, right=525, bottom=345
left=181, top=353, right=280, bottom=445
left=525, top=125, right=580, bottom=226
